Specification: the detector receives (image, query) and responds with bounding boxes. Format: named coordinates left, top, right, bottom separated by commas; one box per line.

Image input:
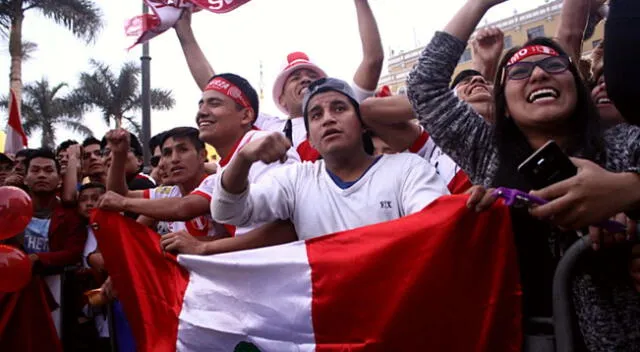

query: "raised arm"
left=360, top=96, right=422, bottom=152
left=62, top=144, right=82, bottom=204
left=105, top=129, right=132, bottom=196
left=352, top=0, right=384, bottom=91
left=174, top=8, right=215, bottom=91
left=471, top=27, right=504, bottom=82
left=212, top=133, right=295, bottom=227
left=555, top=0, right=603, bottom=62
left=406, top=0, right=505, bottom=184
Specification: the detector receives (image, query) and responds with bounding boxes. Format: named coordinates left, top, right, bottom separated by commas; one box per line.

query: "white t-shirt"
left=211, top=153, right=449, bottom=240
left=143, top=183, right=227, bottom=237
left=194, top=129, right=301, bottom=235
left=407, top=128, right=472, bottom=194
left=254, top=82, right=374, bottom=149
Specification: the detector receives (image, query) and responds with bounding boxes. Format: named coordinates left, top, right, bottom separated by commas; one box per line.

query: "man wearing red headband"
left=100, top=73, right=300, bottom=239
left=173, top=0, right=384, bottom=161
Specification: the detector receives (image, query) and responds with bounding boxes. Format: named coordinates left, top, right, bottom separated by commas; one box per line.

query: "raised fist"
left=472, top=27, right=504, bottom=65
left=239, top=132, right=292, bottom=165
left=104, top=129, right=130, bottom=156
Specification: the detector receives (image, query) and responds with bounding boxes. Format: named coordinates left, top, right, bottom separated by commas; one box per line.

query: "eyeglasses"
left=150, top=155, right=161, bottom=167
left=505, top=56, right=571, bottom=81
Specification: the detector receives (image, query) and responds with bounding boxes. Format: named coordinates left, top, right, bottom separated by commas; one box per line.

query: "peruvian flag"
left=92, top=196, right=522, bottom=352
left=125, top=0, right=254, bottom=49
left=4, top=89, right=27, bottom=154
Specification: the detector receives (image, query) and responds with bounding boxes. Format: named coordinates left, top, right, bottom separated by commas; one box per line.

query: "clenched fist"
left=238, top=132, right=292, bottom=165
left=104, top=129, right=131, bottom=156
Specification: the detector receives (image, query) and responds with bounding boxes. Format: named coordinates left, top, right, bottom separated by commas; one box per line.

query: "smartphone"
left=517, top=140, right=578, bottom=189
left=493, top=187, right=628, bottom=233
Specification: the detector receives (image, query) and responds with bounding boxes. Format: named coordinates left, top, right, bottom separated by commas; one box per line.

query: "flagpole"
left=141, top=1, right=152, bottom=167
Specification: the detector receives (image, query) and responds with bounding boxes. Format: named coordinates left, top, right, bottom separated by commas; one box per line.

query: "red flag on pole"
left=93, top=196, right=522, bottom=352
left=4, top=89, right=27, bottom=154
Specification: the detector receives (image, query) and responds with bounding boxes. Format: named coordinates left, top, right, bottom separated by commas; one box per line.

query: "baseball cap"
left=451, top=69, right=484, bottom=89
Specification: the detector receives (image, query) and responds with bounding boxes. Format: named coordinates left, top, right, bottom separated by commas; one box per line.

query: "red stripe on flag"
left=0, top=276, right=62, bottom=352
left=91, top=210, right=189, bottom=352
left=448, top=169, right=473, bottom=194
left=306, top=195, right=522, bottom=351
left=190, top=0, right=253, bottom=14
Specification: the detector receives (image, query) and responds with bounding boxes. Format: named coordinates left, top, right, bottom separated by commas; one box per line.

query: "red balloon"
left=0, top=245, right=32, bottom=292
left=0, top=186, right=33, bottom=240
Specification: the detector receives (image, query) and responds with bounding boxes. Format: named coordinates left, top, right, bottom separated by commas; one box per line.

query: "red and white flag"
left=92, top=196, right=522, bottom=352
left=4, top=89, right=27, bottom=154
left=125, top=0, right=254, bottom=49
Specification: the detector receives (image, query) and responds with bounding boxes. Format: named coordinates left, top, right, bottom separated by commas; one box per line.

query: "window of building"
left=503, top=35, right=513, bottom=50
left=592, top=39, right=602, bottom=49
left=527, top=25, right=545, bottom=40
left=459, top=48, right=472, bottom=63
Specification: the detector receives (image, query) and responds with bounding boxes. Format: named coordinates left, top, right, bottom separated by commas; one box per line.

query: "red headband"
left=205, top=77, right=253, bottom=112
left=507, top=45, right=560, bottom=65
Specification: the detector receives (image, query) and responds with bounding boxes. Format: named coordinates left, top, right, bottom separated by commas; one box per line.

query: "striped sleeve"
left=406, top=31, right=498, bottom=186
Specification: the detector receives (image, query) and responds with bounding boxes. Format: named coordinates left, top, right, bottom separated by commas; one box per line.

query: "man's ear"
left=241, top=108, right=255, bottom=127
left=198, top=148, right=208, bottom=162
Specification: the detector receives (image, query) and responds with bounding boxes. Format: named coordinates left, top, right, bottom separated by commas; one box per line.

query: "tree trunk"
left=41, top=124, right=55, bottom=150
left=8, top=3, right=24, bottom=115
left=115, top=114, right=122, bottom=129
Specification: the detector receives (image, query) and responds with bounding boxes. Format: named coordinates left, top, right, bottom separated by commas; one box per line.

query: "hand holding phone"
left=493, top=187, right=627, bottom=233
left=517, top=140, right=577, bottom=190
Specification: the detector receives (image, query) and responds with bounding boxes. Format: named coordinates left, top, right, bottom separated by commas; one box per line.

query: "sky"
left=0, top=0, right=548, bottom=148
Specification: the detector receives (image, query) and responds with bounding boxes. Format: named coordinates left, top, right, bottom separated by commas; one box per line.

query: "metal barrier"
left=552, top=235, right=592, bottom=352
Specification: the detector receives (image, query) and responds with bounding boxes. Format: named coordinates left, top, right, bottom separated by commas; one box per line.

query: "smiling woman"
left=406, top=0, right=640, bottom=348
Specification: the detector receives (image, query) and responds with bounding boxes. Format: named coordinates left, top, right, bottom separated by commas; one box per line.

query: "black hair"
left=100, top=131, right=144, bottom=157
left=78, top=182, right=106, bottom=194
left=302, top=88, right=374, bottom=156
left=25, top=148, right=60, bottom=173
left=492, top=37, right=605, bottom=190
left=56, top=140, right=79, bottom=155
left=161, top=127, right=205, bottom=152
left=207, top=73, right=260, bottom=122
left=149, top=131, right=168, bottom=155
left=15, top=148, right=36, bottom=159
left=0, top=153, right=12, bottom=165
left=82, top=137, right=101, bottom=148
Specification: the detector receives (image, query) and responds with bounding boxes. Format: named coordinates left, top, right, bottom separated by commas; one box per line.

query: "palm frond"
left=33, top=0, right=103, bottom=43
left=149, top=88, right=175, bottom=110
left=59, top=118, right=93, bottom=137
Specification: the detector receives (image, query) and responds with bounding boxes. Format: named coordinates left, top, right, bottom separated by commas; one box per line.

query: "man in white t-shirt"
left=99, top=73, right=300, bottom=239
left=172, top=0, right=384, bottom=161
left=210, top=78, right=449, bottom=241
left=100, top=126, right=229, bottom=238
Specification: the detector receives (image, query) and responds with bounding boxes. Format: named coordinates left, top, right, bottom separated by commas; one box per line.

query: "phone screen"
left=517, top=141, right=578, bottom=189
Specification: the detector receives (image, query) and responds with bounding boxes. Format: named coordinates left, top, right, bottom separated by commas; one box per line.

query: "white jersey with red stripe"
left=407, top=128, right=472, bottom=194
left=143, top=184, right=227, bottom=237
left=193, top=129, right=301, bottom=235
left=255, top=82, right=374, bottom=161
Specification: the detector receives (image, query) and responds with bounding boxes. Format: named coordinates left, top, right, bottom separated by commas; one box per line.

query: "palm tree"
left=0, top=78, right=92, bottom=149
left=73, top=59, right=175, bottom=133
left=0, top=0, right=103, bottom=110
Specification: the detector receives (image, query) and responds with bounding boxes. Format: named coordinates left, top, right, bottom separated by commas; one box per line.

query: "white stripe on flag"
left=177, top=241, right=315, bottom=352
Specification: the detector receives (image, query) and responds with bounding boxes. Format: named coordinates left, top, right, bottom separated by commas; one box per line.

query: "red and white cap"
left=272, top=52, right=327, bottom=116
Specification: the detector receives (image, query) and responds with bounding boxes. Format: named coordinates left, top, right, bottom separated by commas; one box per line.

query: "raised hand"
left=472, top=27, right=504, bottom=67
left=104, top=129, right=130, bottom=156
left=239, top=132, right=292, bottom=165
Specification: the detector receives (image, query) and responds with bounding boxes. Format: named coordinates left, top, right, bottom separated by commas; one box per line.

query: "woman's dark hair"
left=492, top=37, right=605, bottom=190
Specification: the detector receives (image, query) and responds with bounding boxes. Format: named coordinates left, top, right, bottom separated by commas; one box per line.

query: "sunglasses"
left=150, top=155, right=161, bottom=167
left=505, top=56, right=571, bottom=81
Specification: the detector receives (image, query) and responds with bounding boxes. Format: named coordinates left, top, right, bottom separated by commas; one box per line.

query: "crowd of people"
left=2, top=0, right=640, bottom=351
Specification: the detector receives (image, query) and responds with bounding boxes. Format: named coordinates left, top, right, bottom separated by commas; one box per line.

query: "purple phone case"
left=493, top=187, right=627, bottom=233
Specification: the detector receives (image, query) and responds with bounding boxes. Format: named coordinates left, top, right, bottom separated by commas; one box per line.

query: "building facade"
left=380, top=0, right=604, bottom=95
